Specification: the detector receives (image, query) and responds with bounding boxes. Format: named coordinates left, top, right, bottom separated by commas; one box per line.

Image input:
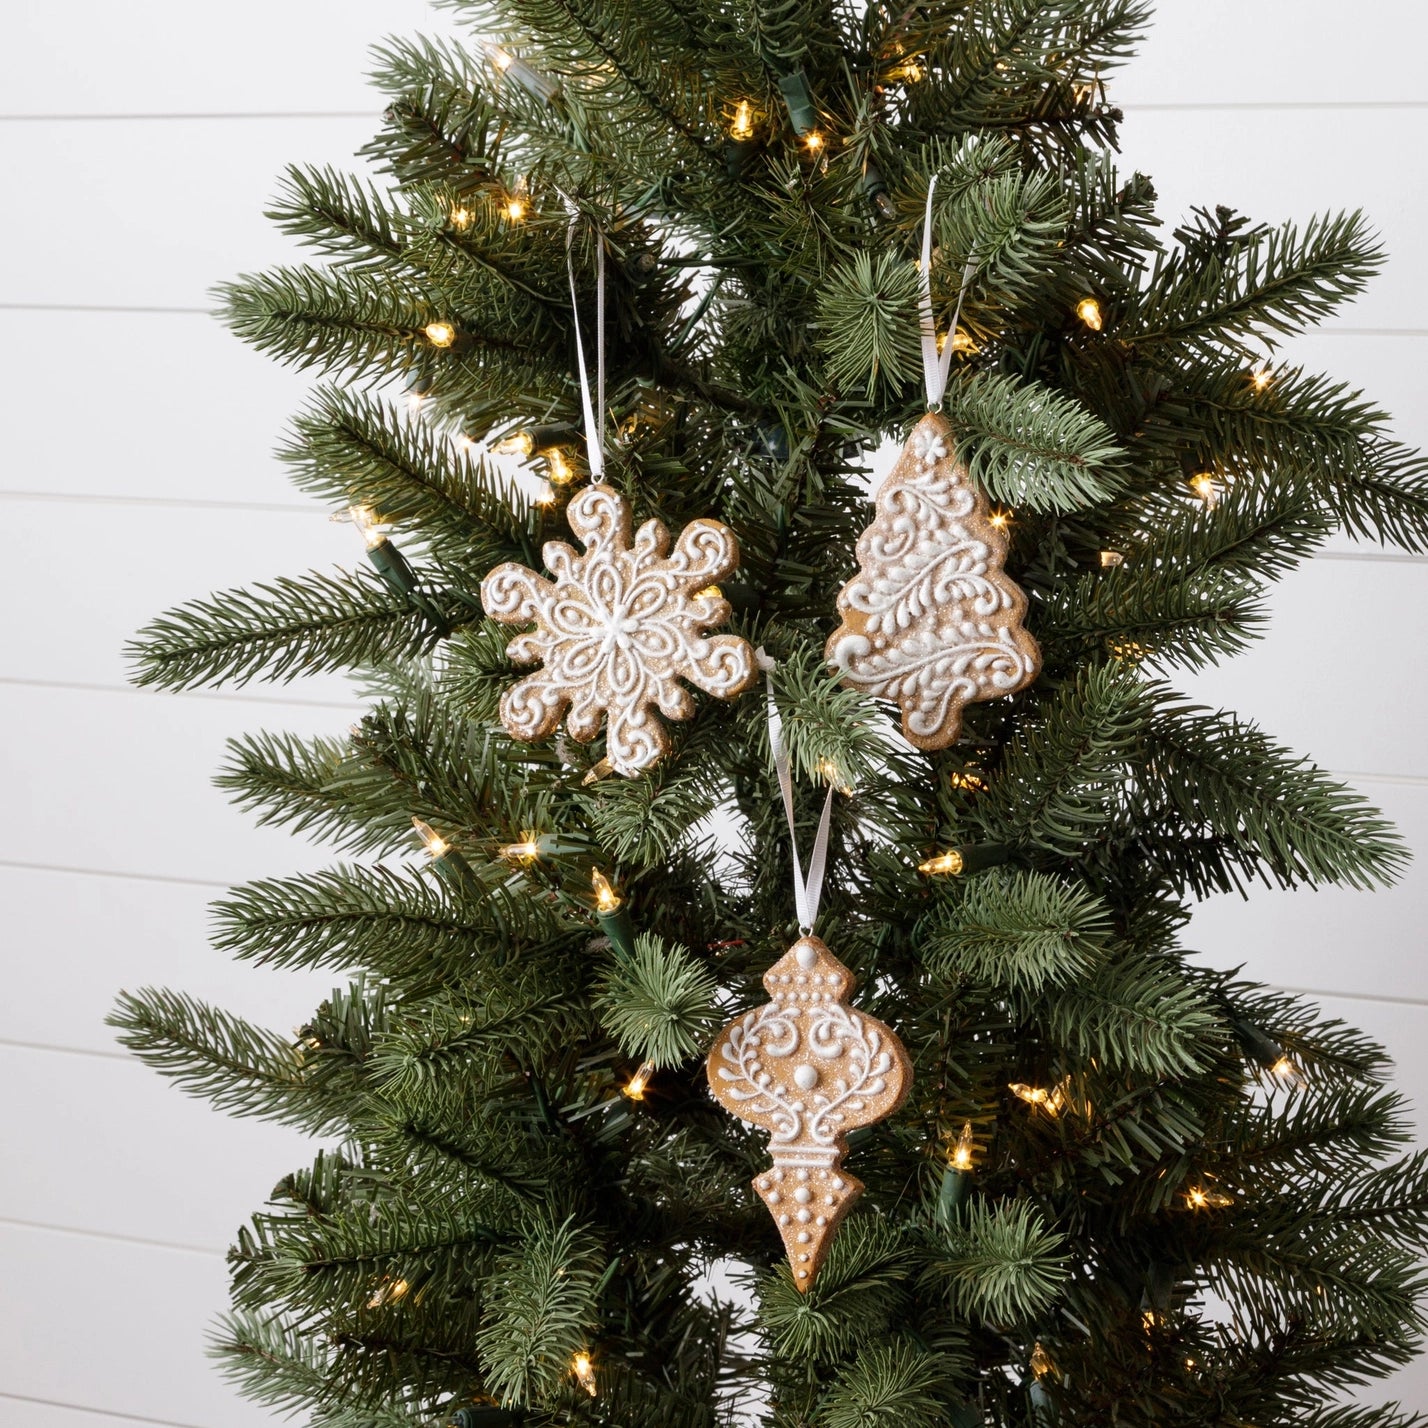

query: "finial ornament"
left=707, top=934, right=911, bottom=1289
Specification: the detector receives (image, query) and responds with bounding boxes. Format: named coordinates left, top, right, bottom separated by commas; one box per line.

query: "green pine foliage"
left=111, top=0, right=1428, bottom=1424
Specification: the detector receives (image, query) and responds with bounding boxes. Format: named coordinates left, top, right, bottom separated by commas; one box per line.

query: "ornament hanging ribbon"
left=757, top=650, right=835, bottom=932
left=918, top=173, right=978, bottom=411
left=563, top=200, right=606, bottom=478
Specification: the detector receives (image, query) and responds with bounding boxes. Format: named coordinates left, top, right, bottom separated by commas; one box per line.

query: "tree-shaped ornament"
left=826, top=411, right=1041, bottom=749
left=482, top=484, right=757, bottom=774
left=707, top=934, right=912, bottom=1290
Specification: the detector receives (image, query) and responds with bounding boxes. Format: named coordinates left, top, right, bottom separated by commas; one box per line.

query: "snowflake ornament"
left=481, top=484, right=757, bottom=775
left=826, top=411, right=1041, bottom=749
left=707, top=934, right=912, bottom=1290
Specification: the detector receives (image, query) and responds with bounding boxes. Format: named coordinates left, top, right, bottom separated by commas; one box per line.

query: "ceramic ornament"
left=482, top=484, right=757, bottom=775
left=826, top=411, right=1041, bottom=750
left=707, top=934, right=912, bottom=1290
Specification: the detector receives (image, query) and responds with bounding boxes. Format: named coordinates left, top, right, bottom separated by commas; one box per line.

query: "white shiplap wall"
left=2, top=3, right=1425, bottom=1423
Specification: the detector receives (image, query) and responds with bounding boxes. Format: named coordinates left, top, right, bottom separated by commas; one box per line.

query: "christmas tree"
left=110, top=0, right=1428, bottom=1422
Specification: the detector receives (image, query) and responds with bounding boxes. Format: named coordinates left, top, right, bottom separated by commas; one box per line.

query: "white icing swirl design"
left=482, top=484, right=756, bottom=774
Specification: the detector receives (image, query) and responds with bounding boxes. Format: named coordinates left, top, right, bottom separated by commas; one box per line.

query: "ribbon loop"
left=563, top=204, right=606, bottom=478
left=759, top=651, right=836, bottom=932
left=918, top=173, right=978, bottom=411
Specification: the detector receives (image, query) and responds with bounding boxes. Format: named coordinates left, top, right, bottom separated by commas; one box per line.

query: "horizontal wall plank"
left=0, top=1393, right=210, bottom=1428
left=0, top=1225, right=278, bottom=1428
left=1191, top=778, right=1428, bottom=1006
left=1, top=1044, right=316, bottom=1251
left=0, top=683, right=357, bottom=886
left=4, top=0, right=431, bottom=115
left=1173, top=553, right=1428, bottom=779
left=2, top=496, right=366, bottom=696
left=0, top=867, right=334, bottom=1058
left=1114, top=0, right=1422, bottom=109
left=0, top=116, right=376, bottom=308
left=0, top=309, right=318, bottom=505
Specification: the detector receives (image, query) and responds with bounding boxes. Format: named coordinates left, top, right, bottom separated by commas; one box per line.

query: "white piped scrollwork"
left=707, top=936, right=911, bottom=1291
left=826, top=412, right=1041, bottom=751
left=482, top=484, right=757, bottom=775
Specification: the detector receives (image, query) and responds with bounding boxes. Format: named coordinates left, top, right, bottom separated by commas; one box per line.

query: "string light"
left=503, top=178, right=530, bottom=222
left=988, top=509, right=1011, bottom=530
left=1251, top=363, right=1274, bottom=392
left=1029, top=1343, right=1055, bottom=1379
left=950, top=1121, right=975, bottom=1171
left=729, top=100, right=755, bottom=141
left=694, top=584, right=723, bottom=600
left=1185, top=1185, right=1233, bottom=1210
left=1189, top=472, right=1220, bottom=508
left=1010, top=1081, right=1068, bottom=1115
left=571, top=1351, right=598, bottom=1396
left=499, top=836, right=542, bottom=863
left=591, top=868, right=622, bottom=914
left=892, top=57, right=926, bottom=82
left=803, top=130, right=825, bottom=154
left=533, top=480, right=557, bottom=507
left=623, top=1060, right=656, bottom=1100
left=411, top=816, right=449, bottom=859
left=482, top=42, right=560, bottom=103
left=1076, top=297, right=1104, bottom=331
left=918, top=850, right=964, bottom=876
left=1271, top=1054, right=1306, bottom=1086
left=949, top=330, right=977, bottom=355
left=817, top=757, right=854, bottom=795
left=947, top=771, right=987, bottom=792
left=582, top=756, right=616, bottom=785
left=1100, top=550, right=1125, bottom=568
left=449, top=205, right=473, bottom=229
left=546, top=448, right=575, bottom=485
left=367, top=1277, right=409, bottom=1308
left=424, top=320, right=457, bottom=348
left=493, top=430, right=536, bottom=458
left=338, top=504, right=390, bottom=550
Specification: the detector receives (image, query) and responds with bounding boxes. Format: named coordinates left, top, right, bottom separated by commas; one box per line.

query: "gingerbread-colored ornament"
left=707, top=934, right=912, bottom=1290
left=826, top=411, right=1041, bottom=750
left=481, top=484, right=757, bottom=775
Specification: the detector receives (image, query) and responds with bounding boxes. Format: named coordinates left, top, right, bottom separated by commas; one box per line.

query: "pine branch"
left=923, top=1200, right=1069, bottom=1324
left=128, top=567, right=456, bottom=691
left=108, top=989, right=350, bottom=1133
left=596, top=932, right=721, bottom=1066
left=946, top=371, right=1126, bottom=513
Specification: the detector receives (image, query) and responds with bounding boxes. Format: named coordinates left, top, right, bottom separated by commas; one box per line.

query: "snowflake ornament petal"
left=481, top=484, right=757, bottom=774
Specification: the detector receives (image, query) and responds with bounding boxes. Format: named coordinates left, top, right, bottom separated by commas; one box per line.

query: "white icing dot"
left=793, top=1187, right=812, bottom=1205
left=797, top=1169, right=809, bottom=1181
left=797, top=1209, right=811, bottom=1224
left=796, top=1231, right=811, bottom=1244
left=793, top=1065, right=818, bottom=1091
left=798, top=1269, right=808, bottom=1278
left=832, top=1177, right=845, bottom=1190
left=817, top=1216, right=827, bottom=1226
left=795, top=944, right=817, bottom=969
left=779, top=1214, right=790, bottom=1225
left=767, top=1191, right=781, bottom=1204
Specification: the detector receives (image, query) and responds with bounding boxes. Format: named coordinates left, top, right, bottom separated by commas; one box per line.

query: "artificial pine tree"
left=110, top=0, right=1428, bottom=1422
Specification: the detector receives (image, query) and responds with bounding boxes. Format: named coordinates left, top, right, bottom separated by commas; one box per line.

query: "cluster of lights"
left=1010, top=1080, right=1070, bottom=1116
left=947, top=771, right=987, bottom=792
